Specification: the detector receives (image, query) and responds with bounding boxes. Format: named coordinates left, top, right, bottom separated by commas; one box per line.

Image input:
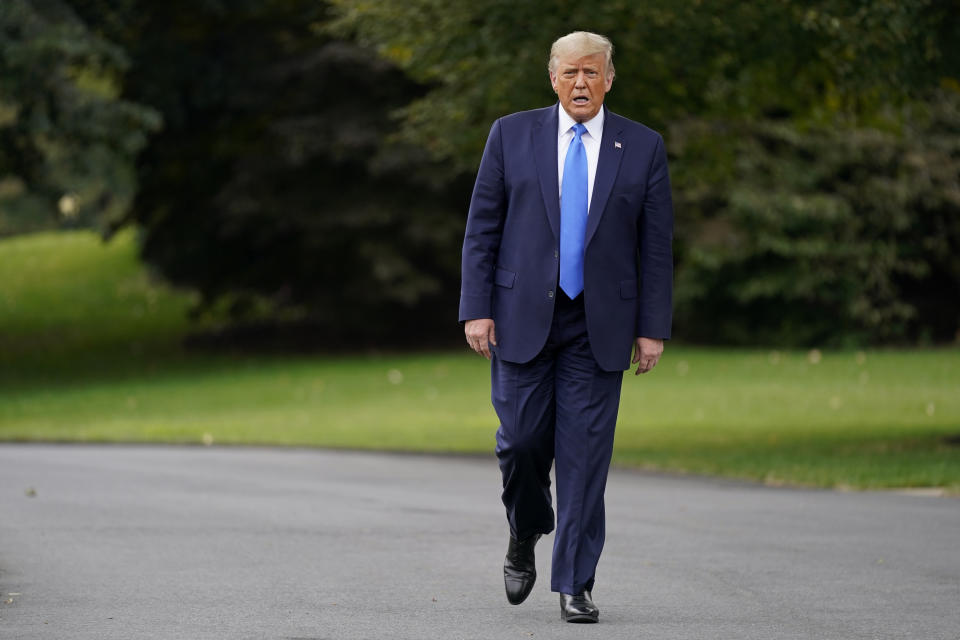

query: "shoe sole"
left=561, top=612, right=599, bottom=623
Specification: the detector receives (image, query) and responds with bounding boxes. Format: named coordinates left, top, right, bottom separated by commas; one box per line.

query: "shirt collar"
left=557, top=103, right=605, bottom=140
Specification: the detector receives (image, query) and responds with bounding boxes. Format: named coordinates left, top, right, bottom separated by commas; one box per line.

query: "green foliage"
left=330, top=0, right=958, bottom=173
left=331, top=0, right=960, bottom=344
left=69, top=0, right=465, bottom=334
left=6, top=1, right=955, bottom=345
left=674, top=90, right=960, bottom=345
left=0, top=0, right=159, bottom=235
left=671, top=92, right=960, bottom=344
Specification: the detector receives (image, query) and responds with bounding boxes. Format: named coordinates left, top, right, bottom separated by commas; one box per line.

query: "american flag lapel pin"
left=614, top=141, right=622, bottom=149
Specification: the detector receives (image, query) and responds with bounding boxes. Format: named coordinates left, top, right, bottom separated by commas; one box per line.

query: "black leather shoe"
left=560, top=590, right=599, bottom=623
left=503, top=534, right=540, bottom=604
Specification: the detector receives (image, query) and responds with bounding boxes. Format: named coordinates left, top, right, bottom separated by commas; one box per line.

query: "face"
left=550, top=52, right=613, bottom=122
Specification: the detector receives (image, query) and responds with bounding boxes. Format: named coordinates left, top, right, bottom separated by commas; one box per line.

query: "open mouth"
left=573, top=96, right=589, bottom=105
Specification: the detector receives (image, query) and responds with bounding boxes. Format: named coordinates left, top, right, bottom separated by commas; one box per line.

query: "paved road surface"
left=0, top=444, right=957, bottom=640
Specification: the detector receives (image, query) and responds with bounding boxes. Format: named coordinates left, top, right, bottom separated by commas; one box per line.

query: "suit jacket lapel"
left=585, top=108, right=624, bottom=248
left=533, top=105, right=561, bottom=242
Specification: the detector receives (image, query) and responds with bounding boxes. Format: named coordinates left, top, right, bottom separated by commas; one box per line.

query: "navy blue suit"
left=459, top=104, right=673, bottom=594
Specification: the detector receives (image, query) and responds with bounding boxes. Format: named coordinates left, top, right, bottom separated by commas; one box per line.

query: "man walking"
left=459, top=31, right=674, bottom=623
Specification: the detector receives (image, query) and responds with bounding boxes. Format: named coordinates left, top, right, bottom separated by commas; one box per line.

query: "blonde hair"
left=548, top=31, right=615, bottom=79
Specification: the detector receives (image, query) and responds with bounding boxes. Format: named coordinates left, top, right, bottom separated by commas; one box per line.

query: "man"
left=459, top=31, right=673, bottom=623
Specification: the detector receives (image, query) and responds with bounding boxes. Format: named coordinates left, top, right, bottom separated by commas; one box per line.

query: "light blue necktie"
left=560, top=123, right=588, bottom=299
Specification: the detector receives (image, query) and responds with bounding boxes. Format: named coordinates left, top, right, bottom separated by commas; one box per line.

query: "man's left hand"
left=632, top=337, right=663, bottom=375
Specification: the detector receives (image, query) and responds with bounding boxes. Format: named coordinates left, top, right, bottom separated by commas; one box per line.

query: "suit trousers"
left=491, top=292, right=624, bottom=594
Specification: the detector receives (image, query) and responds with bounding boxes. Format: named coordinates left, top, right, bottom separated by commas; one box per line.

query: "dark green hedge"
left=672, top=91, right=960, bottom=345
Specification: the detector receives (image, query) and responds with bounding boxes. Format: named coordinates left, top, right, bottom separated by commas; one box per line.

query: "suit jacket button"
left=548, top=290, right=554, bottom=298
left=554, top=250, right=559, bottom=259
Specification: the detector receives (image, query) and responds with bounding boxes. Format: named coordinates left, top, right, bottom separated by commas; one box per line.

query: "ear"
left=604, top=74, right=613, bottom=93
left=549, top=71, right=558, bottom=93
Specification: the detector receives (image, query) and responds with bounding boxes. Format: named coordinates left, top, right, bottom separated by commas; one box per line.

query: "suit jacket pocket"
left=619, top=279, right=638, bottom=299
left=494, top=267, right=516, bottom=289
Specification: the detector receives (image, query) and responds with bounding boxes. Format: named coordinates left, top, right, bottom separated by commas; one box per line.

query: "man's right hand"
left=464, top=318, right=497, bottom=360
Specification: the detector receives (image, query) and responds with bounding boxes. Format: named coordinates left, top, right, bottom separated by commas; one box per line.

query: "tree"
left=71, top=0, right=467, bottom=341
left=0, top=0, right=159, bottom=236
left=330, top=0, right=959, bottom=172
left=672, top=91, right=960, bottom=345
left=33, top=0, right=957, bottom=345
left=332, top=0, right=960, bottom=344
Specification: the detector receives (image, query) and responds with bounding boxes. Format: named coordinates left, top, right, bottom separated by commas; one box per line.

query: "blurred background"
left=1, top=0, right=957, bottom=490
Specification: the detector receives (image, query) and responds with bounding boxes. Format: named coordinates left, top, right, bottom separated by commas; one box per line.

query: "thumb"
left=488, top=323, right=497, bottom=346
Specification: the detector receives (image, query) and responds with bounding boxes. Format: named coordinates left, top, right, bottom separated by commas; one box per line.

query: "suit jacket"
left=459, top=104, right=673, bottom=372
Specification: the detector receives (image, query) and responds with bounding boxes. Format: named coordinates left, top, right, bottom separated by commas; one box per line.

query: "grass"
left=1, top=230, right=958, bottom=491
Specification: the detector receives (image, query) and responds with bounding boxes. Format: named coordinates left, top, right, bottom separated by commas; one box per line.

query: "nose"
left=575, top=70, right=587, bottom=88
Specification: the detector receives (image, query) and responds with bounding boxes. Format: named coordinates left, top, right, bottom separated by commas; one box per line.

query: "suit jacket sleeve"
left=459, top=119, right=507, bottom=322
left=636, top=134, right=674, bottom=339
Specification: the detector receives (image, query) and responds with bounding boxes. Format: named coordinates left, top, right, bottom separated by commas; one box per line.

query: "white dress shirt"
left=557, top=105, right=604, bottom=212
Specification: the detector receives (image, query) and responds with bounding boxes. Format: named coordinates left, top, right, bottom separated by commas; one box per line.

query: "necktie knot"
left=572, top=123, right=586, bottom=140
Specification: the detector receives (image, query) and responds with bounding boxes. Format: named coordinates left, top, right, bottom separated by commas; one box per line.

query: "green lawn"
left=1, top=230, right=958, bottom=490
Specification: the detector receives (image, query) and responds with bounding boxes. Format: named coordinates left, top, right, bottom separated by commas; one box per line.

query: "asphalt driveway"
left=1, top=444, right=957, bottom=640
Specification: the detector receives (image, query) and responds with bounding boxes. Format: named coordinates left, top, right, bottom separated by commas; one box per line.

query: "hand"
left=632, top=337, right=663, bottom=375
left=464, top=318, right=497, bottom=360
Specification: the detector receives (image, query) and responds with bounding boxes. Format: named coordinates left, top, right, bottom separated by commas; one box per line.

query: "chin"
left=570, top=105, right=597, bottom=120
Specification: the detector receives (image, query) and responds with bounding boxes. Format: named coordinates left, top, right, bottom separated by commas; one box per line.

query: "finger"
left=468, top=335, right=484, bottom=356
left=479, top=339, right=492, bottom=360
left=636, top=359, right=657, bottom=375
left=488, top=325, right=497, bottom=346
